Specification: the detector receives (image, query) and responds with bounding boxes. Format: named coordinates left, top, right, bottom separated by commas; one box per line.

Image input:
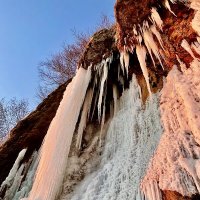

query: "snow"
left=141, top=60, right=200, bottom=198
left=136, top=45, right=152, bottom=95
left=28, top=67, right=91, bottom=200
left=70, top=74, right=163, bottom=200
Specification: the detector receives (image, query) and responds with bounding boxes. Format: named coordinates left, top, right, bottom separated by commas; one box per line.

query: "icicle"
left=120, top=53, right=125, bottom=75
left=136, top=45, right=152, bottom=95
left=143, top=28, right=164, bottom=69
left=0, top=149, right=27, bottom=191
left=113, top=85, right=118, bottom=116
left=4, top=164, right=25, bottom=200
left=191, top=41, right=200, bottom=55
left=120, top=51, right=129, bottom=77
left=151, top=8, right=163, bottom=30
left=164, top=0, right=176, bottom=15
left=76, top=89, right=94, bottom=150
left=176, top=55, right=187, bottom=72
left=181, top=39, right=196, bottom=59
left=97, top=60, right=108, bottom=121
left=99, top=92, right=106, bottom=146
left=28, top=67, right=91, bottom=200
left=150, top=25, right=164, bottom=50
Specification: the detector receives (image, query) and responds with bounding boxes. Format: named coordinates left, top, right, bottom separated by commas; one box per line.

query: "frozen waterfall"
left=69, top=74, right=163, bottom=200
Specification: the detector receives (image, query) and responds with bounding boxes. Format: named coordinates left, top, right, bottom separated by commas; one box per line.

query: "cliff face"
left=0, top=0, right=200, bottom=200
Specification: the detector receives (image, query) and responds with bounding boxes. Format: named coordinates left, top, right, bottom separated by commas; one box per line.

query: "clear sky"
left=0, top=0, right=115, bottom=109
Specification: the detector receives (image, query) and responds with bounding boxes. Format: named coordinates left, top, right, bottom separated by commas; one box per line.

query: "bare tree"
left=37, top=14, right=113, bottom=100
left=0, top=98, right=29, bottom=141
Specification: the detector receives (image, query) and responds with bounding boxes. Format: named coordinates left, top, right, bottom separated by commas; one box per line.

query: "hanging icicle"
left=76, top=88, right=94, bottom=150
left=142, top=27, right=164, bottom=69
left=113, top=85, right=118, bottom=116
left=97, top=59, right=109, bottom=121
left=136, top=45, right=152, bottom=95
left=120, top=51, right=129, bottom=77
left=181, top=39, right=197, bottom=59
left=151, top=7, right=163, bottom=30
left=28, top=67, right=91, bottom=200
left=164, top=0, right=176, bottom=15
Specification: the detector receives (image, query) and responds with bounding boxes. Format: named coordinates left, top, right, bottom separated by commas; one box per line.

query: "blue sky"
left=0, top=0, right=115, bottom=109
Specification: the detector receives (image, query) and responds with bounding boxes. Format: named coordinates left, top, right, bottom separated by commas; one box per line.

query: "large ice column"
left=142, top=60, right=200, bottom=198
left=28, top=67, right=91, bottom=200
left=70, top=74, right=163, bottom=200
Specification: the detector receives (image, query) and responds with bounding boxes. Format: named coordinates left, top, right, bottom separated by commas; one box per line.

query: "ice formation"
left=1, top=1, right=200, bottom=200
left=136, top=45, right=152, bottom=95
left=13, top=151, right=39, bottom=200
left=151, top=8, right=163, bottom=30
left=0, top=149, right=39, bottom=200
left=181, top=39, right=196, bottom=59
left=141, top=60, right=200, bottom=198
left=28, top=67, right=91, bottom=200
left=76, top=89, right=94, bottom=149
left=70, top=75, right=163, bottom=200
left=98, top=59, right=109, bottom=121
left=120, top=51, right=129, bottom=76
left=0, top=149, right=27, bottom=191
